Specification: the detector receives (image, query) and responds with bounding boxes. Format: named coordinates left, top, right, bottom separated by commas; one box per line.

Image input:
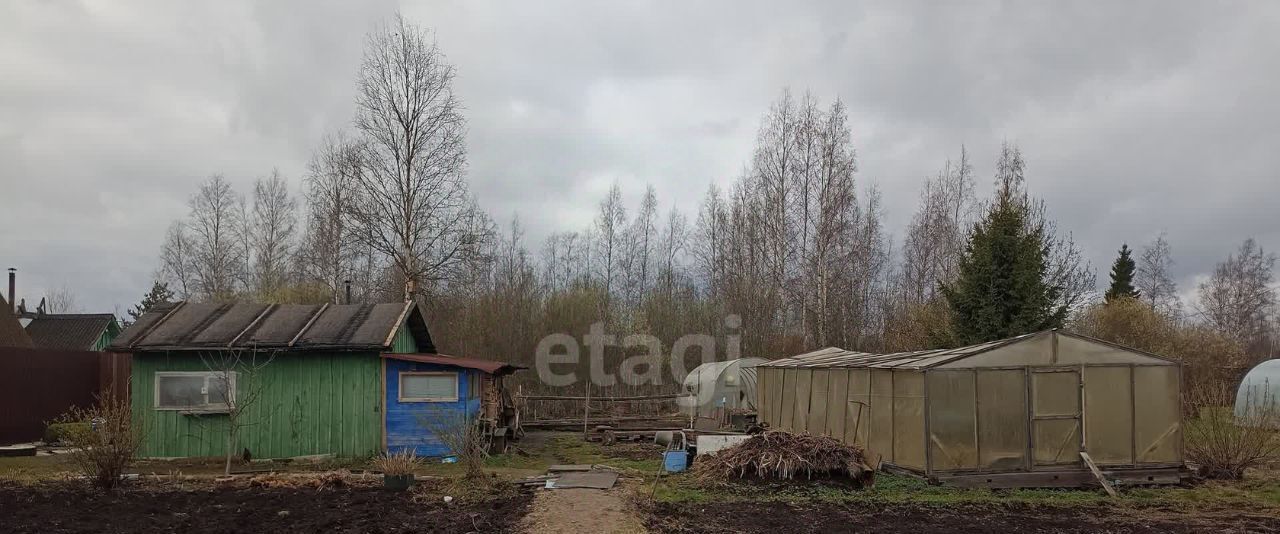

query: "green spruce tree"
left=126, top=281, right=175, bottom=327
left=1104, top=244, right=1141, bottom=303
left=939, top=146, right=1066, bottom=345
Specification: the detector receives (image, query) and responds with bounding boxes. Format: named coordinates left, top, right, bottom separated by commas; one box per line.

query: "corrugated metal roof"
left=759, top=331, right=1045, bottom=370
left=108, top=301, right=434, bottom=352
left=382, top=353, right=526, bottom=376
left=23, top=313, right=117, bottom=350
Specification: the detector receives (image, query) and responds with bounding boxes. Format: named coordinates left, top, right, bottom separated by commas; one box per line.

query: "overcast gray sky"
left=2, top=1, right=1278, bottom=315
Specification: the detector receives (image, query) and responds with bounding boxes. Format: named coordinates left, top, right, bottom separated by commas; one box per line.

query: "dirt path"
left=521, top=487, right=646, bottom=534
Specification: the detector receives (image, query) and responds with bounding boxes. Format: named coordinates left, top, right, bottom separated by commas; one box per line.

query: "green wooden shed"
left=110, top=301, right=438, bottom=459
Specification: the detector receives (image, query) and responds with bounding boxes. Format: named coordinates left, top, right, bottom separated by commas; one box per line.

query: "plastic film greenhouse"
left=755, top=330, right=1187, bottom=488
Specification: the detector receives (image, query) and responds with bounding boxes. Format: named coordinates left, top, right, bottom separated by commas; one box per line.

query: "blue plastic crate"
left=663, top=450, right=688, bottom=473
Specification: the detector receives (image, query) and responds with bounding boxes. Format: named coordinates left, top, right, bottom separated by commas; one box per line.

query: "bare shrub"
left=1185, top=377, right=1280, bottom=479
left=53, top=392, right=145, bottom=490
left=1072, top=297, right=1250, bottom=394
left=417, top=407, right=489, bottom=478
left=373, top=450, right=422, bottom=476
left=249, top=470, right=349, bottom=490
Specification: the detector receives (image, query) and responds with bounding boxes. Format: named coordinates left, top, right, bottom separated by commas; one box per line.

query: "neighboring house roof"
left=109, top=301, right=435, bottom=353
left=0, top=296, right=34, bottom=348
left=24, top=313, right=119, bottom=350
left=383, top=352, right=526, bottom=376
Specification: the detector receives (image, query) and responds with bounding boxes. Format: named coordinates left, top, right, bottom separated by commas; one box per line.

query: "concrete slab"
left=550, top=470, right=619, bottom=489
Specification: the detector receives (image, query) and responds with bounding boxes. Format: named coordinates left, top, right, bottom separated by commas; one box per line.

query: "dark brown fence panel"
left=0, top=347, right=112, bottom=444
left=99, top=351, right=132, bottom=401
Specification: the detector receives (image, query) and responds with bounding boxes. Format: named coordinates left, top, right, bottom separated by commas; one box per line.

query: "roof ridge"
left=30, top=313, right=116, bottom=320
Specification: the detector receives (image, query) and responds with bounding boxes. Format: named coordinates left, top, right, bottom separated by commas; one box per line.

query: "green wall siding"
left=132, top=351, right=382, bottom=458
left=91, top=329, right=112, bottom=351
left=390, top=325, right=417, bottom=354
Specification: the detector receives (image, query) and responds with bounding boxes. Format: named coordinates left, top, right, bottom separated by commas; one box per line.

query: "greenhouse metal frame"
left=755, top=330, right=1187, bottom=488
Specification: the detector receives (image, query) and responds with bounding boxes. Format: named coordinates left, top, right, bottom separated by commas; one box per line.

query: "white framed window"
left=399, top=372, right=459, bottom=402
left=154, top=371, right=236, bottom=411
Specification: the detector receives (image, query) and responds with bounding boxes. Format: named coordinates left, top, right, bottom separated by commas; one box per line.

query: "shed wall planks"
left=385, top=359, right=481, bottom=457
left=132, top=351, right=381, bottom=458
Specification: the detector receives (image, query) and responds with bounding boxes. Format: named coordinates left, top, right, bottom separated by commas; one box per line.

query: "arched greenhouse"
left=682, top=357, right=767, bottom=426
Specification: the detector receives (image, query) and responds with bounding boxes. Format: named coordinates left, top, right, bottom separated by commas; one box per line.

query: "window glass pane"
left=207, top=376, right=231, bottom=405
left=402, top=374, right=457, bottom=400
left=158, top=375, right=205, bottom=407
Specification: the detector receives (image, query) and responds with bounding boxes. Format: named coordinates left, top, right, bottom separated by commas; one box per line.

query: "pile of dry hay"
left=694, top=431, right=876, bottom=487
left=247, top=470, right=349, bottom=490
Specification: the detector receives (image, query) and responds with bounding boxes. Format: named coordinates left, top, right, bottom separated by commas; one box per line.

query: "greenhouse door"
left=1030, top=369, right=1082, bottom=467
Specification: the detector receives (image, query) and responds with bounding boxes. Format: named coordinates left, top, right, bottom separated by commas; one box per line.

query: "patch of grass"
left=542, top=435, right=663, bottom=474
left=0, top=455, right=78, bottom=484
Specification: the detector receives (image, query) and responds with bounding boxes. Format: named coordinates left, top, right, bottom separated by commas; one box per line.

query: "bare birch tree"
left=300, top=134, right=369, bottom=302
left=187, top=175, right=245, bottom=301
left=1137, top=232, right=1181, bottom=317
left=160, top=222, right=195, bottom=300
left=350, top=13, right=486, bottom=301
left=44, top=286, right=81, bottom=314
left=1197, top=238, right=1276, bottom=351
left=594, top=183, right=627, bottom=319
left=900, top=147, right=975, bottom=303
left=248, top=169, right=297, bottom=298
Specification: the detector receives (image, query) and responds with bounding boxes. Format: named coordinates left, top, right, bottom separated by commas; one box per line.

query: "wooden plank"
left=518, top=393, right=691, bottom=401
left=1080, top=451, right=1119, bottom=497
left=936, top=467, right=1186, bottom=489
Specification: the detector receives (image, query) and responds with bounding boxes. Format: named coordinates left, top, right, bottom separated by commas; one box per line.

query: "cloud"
left=2, top=0, right=1277, bottom=313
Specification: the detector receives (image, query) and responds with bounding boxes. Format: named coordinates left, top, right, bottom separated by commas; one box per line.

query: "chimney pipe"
left=7, top=268, right=14, bottom=314
left=343, top=280, right=352, bottom=305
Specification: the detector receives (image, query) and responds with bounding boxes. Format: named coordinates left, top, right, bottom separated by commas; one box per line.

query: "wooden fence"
left=0, top=347, right=130, bottom=444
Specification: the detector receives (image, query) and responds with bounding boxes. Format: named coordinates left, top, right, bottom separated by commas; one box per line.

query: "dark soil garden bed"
left=0, top=479, right=533, bottom=533
left=645, top=500, right=1280, bottom=533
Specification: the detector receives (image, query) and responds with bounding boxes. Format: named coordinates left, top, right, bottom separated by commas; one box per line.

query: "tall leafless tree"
left=594, top=183, right=627, bottom=320
left=300, top=134, right=369, bottom=303
left=159, top=221, right=195, bottom=300
left=1137, top=232, right=1181, bottom=318
left=350, top=13, right=488, bottom=301
left=186, top=175, right=245, bottom=302
left=248, top=170, right=297, bottom=298
left=1198, top=238, right=1276, bottom=354
left=44, top=286, right=81, bottom=314
left=900, top=147, right=975, bottom=304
